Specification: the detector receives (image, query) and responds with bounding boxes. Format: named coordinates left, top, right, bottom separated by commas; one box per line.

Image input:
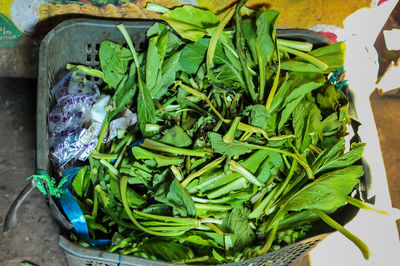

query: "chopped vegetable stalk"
left=313, top=209, right=370, bottom=259
left=53, top=1, right=376, bottom=263
left=279, top=45, right=328, bottom=70
left=229, top=160, right=264, bottom=186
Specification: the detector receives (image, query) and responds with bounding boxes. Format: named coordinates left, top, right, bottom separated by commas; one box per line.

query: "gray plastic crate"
left=37, top=18, right=353, bottom=266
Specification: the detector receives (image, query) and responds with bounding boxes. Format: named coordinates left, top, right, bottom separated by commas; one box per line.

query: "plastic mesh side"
left=60, top=234, right=328, bottom=266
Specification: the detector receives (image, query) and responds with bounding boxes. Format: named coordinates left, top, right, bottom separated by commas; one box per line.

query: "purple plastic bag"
left=49, top=73, right=100, bottom=167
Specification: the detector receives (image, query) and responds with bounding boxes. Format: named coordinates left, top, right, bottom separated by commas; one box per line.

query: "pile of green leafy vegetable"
left=62, top=0, right=384, bottom=263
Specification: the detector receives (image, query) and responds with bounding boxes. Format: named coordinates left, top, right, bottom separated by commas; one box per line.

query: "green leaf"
left=278, top=209, right=319, bottom=230
left=160, top=5, right=219, bottom=41
left=292, top=100, right=322, bottom=152
left=284, top=165, right=364, bottom=212
left=284, top=75, right=325, bottom=103
left=152, top=51, right=182, bottom=99
left=208, top=132, right=252, bottom=157
left=206, top=4, right=236, bottom=71
left=255, top=10, right=280, bottom=99
left=117, top=24, right=156, bottom=136
left=146, top=35, right=163, bottom=91
left=222, top=205, right=255, bottom=251
left=180, top=235, right=220, bottom=248
left=137, top=79, right=156, bottom=135
left=280, top=60, right=324, bottom=73
left=268, top=74, right=292, bottom=114
left=99, top=40, right=132, bottom=89
left=315, top=143, right=365, bottom=174
left=317, top=84, right=339, bottom=111
left=256, top=152, right=282, bottom=183
left=160, top=126, right=192, bottom=147
left=110, top=178, right=145, bottom=207
left=143, top=204, right=172, bottom=216
left=143, top=240, right=190, bottom=262
left=241, top=18, right=257, bottom=64
left=180, top=38, right=209, bottom=74
left=244, top=104, right=269, bottom=131
left=155, top=174, right=196, bottom=217
left=86, top=215, right=110, bottom=234
left=212, top=249, right=227, bottom=262
left=211, top=42, right=246, bottom=88
left=146, top=22, right=168, bottom=38
left=255, top=10, right=279, bottom=63
left=72, top=166, right=90, bottom=198
left=321, top=113, right=340, bottom=133
left=109, top=64, right=138, bottom=120
left=308, top=42, right=346, bottom=71
left=132, top=146, right=184, bottom=167
left=278, top=79, right=324, bottom=131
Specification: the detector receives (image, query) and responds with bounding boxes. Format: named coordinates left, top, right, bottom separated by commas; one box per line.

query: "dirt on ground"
left=0, top=79, right=66, bottom=266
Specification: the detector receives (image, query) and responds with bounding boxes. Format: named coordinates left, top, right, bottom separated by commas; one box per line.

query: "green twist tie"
left=27, top=170, right=68, bottom=198
left=328, top=67, right=348, bottom=91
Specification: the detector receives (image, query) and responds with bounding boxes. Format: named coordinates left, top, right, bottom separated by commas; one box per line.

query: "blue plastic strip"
left=60, top=168, right=81, bottom=188
left=59, top=189, right=90, bottom=241
left=57, top=167, right=111, bottom=247
left=118, top=253, right=123, bottom=266
left=88, top=239, right=112, bottom=247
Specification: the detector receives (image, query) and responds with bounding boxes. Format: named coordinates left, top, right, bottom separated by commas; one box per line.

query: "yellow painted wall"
left=199, top=0, right=371, bottom=28
left=0, top=0, right=13, bottom=18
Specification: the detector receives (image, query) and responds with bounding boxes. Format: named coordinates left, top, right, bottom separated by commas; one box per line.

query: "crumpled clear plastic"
left=49, top=72, right=139, bottom=168
left=49, top=72, right=100, bottom=167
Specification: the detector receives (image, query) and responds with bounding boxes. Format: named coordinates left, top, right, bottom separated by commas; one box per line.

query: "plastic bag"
left=49, top=72, right=100, bottom=167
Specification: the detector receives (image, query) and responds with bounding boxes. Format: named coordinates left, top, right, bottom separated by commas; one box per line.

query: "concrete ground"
left=0, top=5, right=400, bottom=266
left=0, top=79, right=66, bottom=266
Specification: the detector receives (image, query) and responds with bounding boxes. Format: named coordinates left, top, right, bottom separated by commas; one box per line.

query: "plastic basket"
left=37, top=18, right=356, bottom=266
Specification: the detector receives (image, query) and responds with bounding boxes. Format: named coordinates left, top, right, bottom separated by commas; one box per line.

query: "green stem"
left=346, top=196, right=390, bottom=215
left=111, top=130, right=134, bottom=153
left=66, top=63, right=104, bottom=78
left=205, top=223, right=224, bottom=234
left=206, top=4, right=236, bottom=72
left=249, top=186, right=280, bottom=219
left=277, top=39, right=313, bottom=52
left=119, top=176, right=186, bottom=236
left=223, top=117, right=241, bottom=143
left=258, top=45, right=266, bottom=102
left=173, top=256, right=210, bottom=264
left=114, top=135, right=134, bottom=169
left=91, top=150, right=117, bottom=160
left=117, top=24, right=140, bottom=69
left=187, top=171, right=226, bottom=194
left=229, top=160, right=264, bottom=186
left=140, top=221, right=194, bottom=226
left=207, top=177, right=247, bottom=199
left=265, top=160, right=297, bottom=214
left=242, top=142, right=314, bottom=180
left=265, top=42, right=280, bottom=109
left=99, top=159, right=119, bottom=177
left=95, top=185, right=137, bottom=229
left=194, top=203, right=232, bottom=212
left=235, top=0, right=257, bottom=102
left=141, top=138, right=207, bottom=157
left=133, top=210, right=200, bottom=227
left=255, top=223, right=278, bottom=256
left=313, top=209, right=370, bottom=259
left=181, top=156, right=225, bottom=188
left=91, top=190, right=98, bottom=219
left=170, top=165, right=183, bottom=182
left=146, top=225, right=197, bottom=231
left=279, top=45, right=328, bottom=70
left=95, top=113, right=110, bottom=152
